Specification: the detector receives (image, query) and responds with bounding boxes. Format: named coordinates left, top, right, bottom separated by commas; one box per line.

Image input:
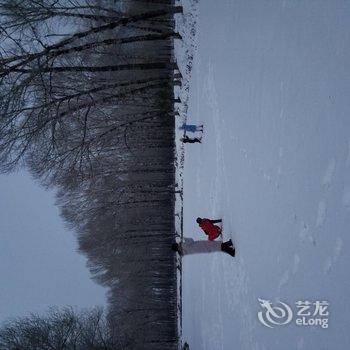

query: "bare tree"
left=0, top=306, right=127, bottom=350
left=0, top=0, right=180, bottom=348
left=0, top=0, right=181, bottom=180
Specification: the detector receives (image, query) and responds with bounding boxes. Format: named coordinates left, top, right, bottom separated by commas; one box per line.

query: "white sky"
left=0, top=171, right=106, bottom=324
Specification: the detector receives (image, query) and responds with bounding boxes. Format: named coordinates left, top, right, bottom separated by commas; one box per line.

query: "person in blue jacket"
left=178, top=123, right=203, bottom=133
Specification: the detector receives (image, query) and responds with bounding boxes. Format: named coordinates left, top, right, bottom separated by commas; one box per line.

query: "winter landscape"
left=178, top=1, right=350, bottom=349
left=0, top=0, right=350, bottom=349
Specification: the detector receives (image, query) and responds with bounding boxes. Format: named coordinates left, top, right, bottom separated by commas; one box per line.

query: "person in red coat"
left=196, top=217, right=222, bottom=240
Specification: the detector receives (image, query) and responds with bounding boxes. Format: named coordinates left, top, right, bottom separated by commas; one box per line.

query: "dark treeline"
left=0, top=307, right=124, bottom=349
left=0, top=0, right=180, bottom=348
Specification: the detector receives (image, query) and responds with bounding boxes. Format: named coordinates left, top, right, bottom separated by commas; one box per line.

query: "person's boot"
left=222, top=239, right=233, bottom=249
left=225, top=247, right=235, bottom=257
left=228, top=247, right=235, bottom=257
left=221, top=243, right=235, bottom=257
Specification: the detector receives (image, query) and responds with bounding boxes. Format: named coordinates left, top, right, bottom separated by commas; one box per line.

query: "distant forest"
left=0, top=0, right=181, bottom=348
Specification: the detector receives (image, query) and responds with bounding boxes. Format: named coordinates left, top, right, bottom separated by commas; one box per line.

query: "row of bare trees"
left=0, top=0, right=180, bottom=349
left=0, top=307, right=130, bottom=349
left=0, top=0, right=180, bottom=181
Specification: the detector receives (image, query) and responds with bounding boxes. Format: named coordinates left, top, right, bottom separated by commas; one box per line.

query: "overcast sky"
left=0, top=171, right=106, bottom=324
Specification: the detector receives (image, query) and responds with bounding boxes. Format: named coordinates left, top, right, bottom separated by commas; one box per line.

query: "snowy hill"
left=177, top=1, right=350, bottom=349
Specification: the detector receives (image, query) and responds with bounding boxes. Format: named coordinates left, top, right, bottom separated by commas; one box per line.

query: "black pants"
left=183, top=138, right=201, bottom=143
left=209, top=219, right=222, bottom=223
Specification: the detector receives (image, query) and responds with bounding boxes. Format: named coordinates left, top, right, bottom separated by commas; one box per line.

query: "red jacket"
left=199, top=219, right=221, bottom=241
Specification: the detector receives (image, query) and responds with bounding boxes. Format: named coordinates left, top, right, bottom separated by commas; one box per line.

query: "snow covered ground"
left=178, top=1, right=350, bottom=349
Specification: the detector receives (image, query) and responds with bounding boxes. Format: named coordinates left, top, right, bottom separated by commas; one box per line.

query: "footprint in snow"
left=316, top=200, right=327, bottom=227
left=278, top=254, right=300, bottom=292
left=299, top=222, right=316, bottom=246
left=278, top=270, right=290, bottom=291
left=292, top=254, right=300, bottom=274
left=323, top=237, right=343, bottom=274
left=299, top=223, right=308, bottom=241
left=322, top=158, right=336, bottom=189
